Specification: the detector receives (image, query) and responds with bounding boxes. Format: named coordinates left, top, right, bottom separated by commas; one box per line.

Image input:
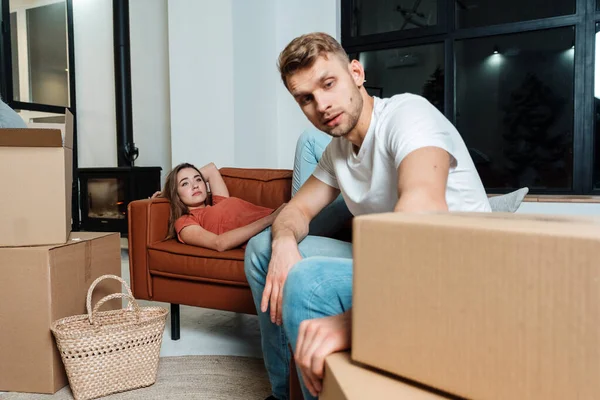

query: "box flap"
left=64, top=108, right=74, bottom=149
left=0, top=129, right=63, bottom=147
left=0, top=248, right=55, bottom=393
left=353, top=212, right=600, bottom=239
left=2, top=108, right=73, bottom=149
left=47, top=232, right=116, bottom=250
left=0, top=232, right=116, bottom=251
left=320, top=353, right=449, bottom=400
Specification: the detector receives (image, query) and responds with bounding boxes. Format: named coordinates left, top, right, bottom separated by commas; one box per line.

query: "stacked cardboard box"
left=0, top=110, right=74, bottom=247
left=0, top=112, right=121, bottom=394
left=350, top=212, right=600, bottom=400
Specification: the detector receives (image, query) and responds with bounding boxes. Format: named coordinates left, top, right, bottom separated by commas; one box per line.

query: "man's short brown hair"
left=277, top=32, right=350, bottom=88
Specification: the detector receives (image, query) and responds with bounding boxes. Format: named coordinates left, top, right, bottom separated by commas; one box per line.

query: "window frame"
left=342, top=0, right=597, bottom=195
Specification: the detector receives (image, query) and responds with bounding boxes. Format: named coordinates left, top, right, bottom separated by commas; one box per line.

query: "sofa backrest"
left=220, top=168, right=292, bottom=209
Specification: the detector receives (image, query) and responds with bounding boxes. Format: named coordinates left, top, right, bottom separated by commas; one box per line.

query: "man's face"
left=287, top=55, right=364, bottom=138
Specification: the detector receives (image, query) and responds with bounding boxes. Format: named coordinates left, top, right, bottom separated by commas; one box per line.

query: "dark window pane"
left=456, top=0, right=575, bottom=29
left=25, top=2, right=69, bottom=107
left=593, top=23, right=600, bottom=187
left=351, top=0, right=438, bottom=37
left=351, top=43, right=445, bottom=113
left=456, top=28, right=574, bottom=191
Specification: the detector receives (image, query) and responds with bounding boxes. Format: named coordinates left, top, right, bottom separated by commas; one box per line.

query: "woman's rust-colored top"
left=175, top=195, right=273, bottom=242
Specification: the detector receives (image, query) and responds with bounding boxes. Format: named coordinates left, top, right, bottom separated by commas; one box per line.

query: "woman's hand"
left=150, top=191, right=162, bottom=199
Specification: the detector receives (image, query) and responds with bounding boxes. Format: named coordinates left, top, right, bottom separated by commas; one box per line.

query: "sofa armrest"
left=127, top=198, right=170, bottom=299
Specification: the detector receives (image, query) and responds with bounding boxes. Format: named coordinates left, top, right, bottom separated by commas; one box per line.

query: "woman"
left=159, top=161, right=286, bottom=252
left=155, top=128, right=353, bottom=251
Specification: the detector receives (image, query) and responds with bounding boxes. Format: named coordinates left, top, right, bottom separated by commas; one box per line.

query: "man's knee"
left=282, top=258, right=323, bottom=316
left=244, top=229, right=272, bottom=279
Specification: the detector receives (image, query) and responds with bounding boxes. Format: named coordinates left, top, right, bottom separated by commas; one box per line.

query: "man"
left=244, top=32, right=491, bottom=400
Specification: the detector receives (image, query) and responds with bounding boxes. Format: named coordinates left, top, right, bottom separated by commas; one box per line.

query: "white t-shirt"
left=313, top=94, right=491, bottom=216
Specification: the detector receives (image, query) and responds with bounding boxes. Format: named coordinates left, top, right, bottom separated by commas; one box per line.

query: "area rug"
left=0, top=355, right=271, bottom=400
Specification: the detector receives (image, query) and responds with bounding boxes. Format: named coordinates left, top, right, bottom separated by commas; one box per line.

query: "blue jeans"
left=292, top=128, right=352, bottom=238
left=245, top=128, right=353, bottom=400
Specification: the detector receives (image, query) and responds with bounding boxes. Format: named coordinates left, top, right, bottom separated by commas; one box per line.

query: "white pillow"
left=489, top=187, right=529, bottom=213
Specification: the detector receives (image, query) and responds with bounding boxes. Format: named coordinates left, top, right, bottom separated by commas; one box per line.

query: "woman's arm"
left=199, top=162, right=229, bottom=197
left=180, top=205, right=285, bottom=251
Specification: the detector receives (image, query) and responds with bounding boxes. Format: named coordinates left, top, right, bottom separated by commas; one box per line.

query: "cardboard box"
left=0, top=109, right=74, bottom=247
left=320, top=352, right=449, bottom=400
left=352, top=212, right=600, bottom=400
left=0, top=232, right=122, bottom=394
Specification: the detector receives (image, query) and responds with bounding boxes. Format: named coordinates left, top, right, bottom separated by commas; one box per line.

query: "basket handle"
left=86, top=274, right=134, bottom=319
left=89, top=292, right=141, bottom=325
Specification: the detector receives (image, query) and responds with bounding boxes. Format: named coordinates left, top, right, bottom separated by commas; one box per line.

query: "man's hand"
left=295, top=311, right=352, bottom=397
left=261, top=238, right=302, bottom=325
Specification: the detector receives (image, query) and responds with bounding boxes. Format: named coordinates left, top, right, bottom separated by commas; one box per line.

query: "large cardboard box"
left=0, top=232, right=121, bottom=394
left=352, top=212, right=600, bottom=400
left=0, top=109, right=74, bottom=246
left=320, top=352, right=449, bottom=400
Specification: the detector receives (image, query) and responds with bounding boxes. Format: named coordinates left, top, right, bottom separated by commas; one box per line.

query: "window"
left=456, top=0, right=575, bottom=29
left=24, top=2, right=69, bottom=107
left=5, top=0, right=70, bottom=107
left=342, top=0, right=596, bottom=194
left=456, top=28, right=574, bottom=190
left=350, top=0, right=438, bottom=36
left=351, top=43, right=444, bottom=111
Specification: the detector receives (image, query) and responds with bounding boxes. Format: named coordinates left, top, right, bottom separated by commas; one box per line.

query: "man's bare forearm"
left=271, top=205, right=310, bottom=245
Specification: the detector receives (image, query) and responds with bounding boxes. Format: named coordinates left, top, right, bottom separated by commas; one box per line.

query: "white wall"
left=274, top=0, right=340, bottom=169
left=231, top=0, right=278, bottom=168
left=72, top=0, right=338, bottom=180
left=167, top=0, right=339, bottom=171
left=73, top=0, right=171, bottom=185
left=73, top=0, right=117, bottom=167
left=130, top=0, right=171, bottom=184
left=168, top=0, right=235, bottom=169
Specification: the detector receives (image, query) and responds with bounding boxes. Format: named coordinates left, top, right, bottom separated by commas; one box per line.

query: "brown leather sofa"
left=128, top=168, right=293, bottom=335
left=128, top=167, right=303, bottom=398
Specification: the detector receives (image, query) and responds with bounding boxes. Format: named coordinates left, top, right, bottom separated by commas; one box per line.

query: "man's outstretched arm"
left=394, top=146, right=450, bottom=213
left=261, top=176, right=340, bottom=326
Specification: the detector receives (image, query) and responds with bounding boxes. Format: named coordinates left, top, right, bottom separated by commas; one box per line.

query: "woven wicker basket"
left=51, top=275, right=168, bottom=400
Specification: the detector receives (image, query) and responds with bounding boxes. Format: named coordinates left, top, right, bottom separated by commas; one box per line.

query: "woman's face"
left=176, top=167, right=207, bottom=208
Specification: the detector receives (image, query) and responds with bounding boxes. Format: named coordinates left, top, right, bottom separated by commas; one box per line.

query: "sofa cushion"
left=148, top=239, right=248, bottom=285
left=220, top=168, right=292, bottom=209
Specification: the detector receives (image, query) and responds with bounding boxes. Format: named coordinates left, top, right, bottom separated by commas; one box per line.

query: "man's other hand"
left=260, top=238, right=302, bottom=325
left=295, top=311, right=352, bottom=397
